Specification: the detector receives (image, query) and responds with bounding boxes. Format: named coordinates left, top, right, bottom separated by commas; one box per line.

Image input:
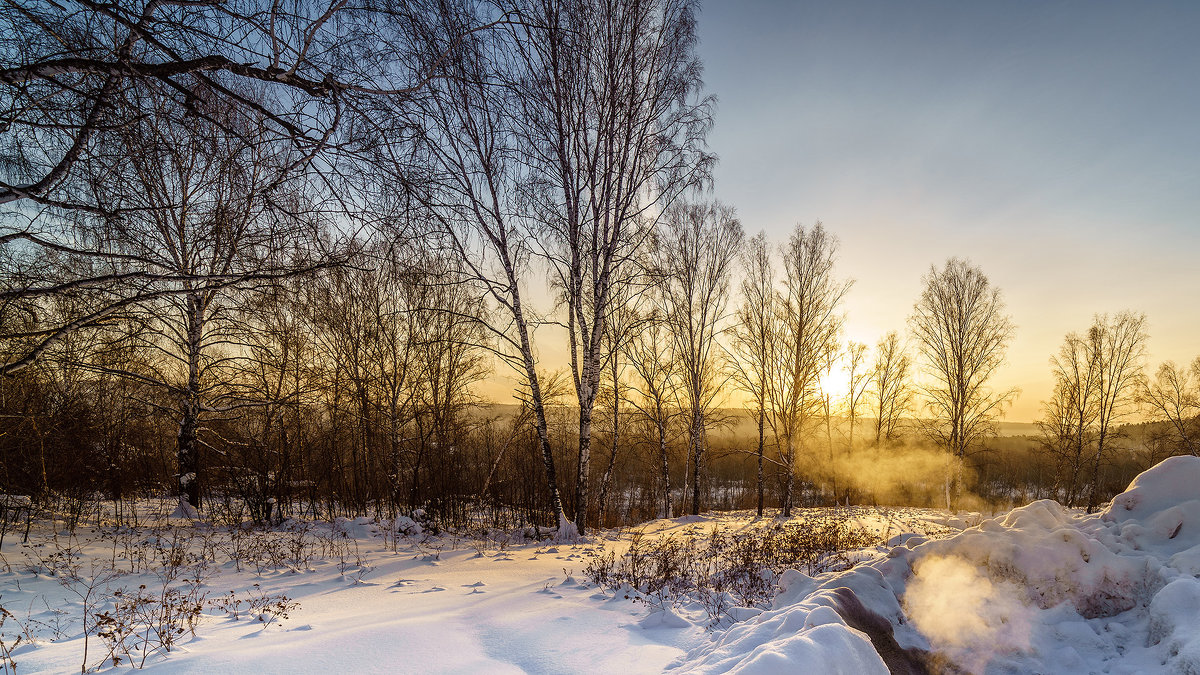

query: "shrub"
left=584, top=510, right=882, bottom=624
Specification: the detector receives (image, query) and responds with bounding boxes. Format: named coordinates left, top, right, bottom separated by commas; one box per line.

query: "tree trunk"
left=690, top=409, right=703, bottom=516
left=575, top=402, right=593, bottom=535
left=659, top=420, right=672, bottom=519
left=510, top=285, right=568, bottom=533
left=756, top=407, right=765, bottom=517
left=177, top=399, right=200, bottom=511
left=177, top=294, right=204, bottom=513
left=597, top=383, right=619, bottom=528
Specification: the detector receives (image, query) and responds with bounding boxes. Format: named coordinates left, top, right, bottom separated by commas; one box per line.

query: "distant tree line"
left=2, top=0, right=1195, bottom=531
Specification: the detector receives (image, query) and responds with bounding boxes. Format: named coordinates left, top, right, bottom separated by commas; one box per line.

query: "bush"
left=584, top=510, right=881, bottom=624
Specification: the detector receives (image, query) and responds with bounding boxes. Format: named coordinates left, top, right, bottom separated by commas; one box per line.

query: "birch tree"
left=656, top=201, right=742, bottom=516
left=871, top=330, right=912, bottom=445
left=1140, top=357, right=1200, bottom=457
left=843, top=341, right=869, bottom=450
left=627, top=311, right=681, bottom=519
left=766, top=223, right=850, bottom=516
left=75, top=86, right=320, bottom=513
left=595, top=287, right=643, bottom=528
left=728, top=232, right=775, bottom=516
left=511, top=0, right=714, bottom=534
left=1083, top=312, right=1147, bottom=511
left=404, top=3, right=573, bottom=532
left=909, top=258, right=1015, bottom=505
left=1039, top=330, right=1101, bottom=506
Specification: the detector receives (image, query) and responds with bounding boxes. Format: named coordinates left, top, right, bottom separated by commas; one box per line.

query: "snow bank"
left=682, top=456, right=1200, bottom=674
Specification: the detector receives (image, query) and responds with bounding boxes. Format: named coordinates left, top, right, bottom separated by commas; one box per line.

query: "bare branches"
left=870, top=331, right=911, bottom=446
left=655, top=200, right=742, bottom=515
left=909, top=258, right=1016, bottom=462
left=726, top=230, right=773, bottom=516
left=1039, top=312, right=1148, bottom=509
left=765, top=222, right=850, bottom=515
left=1140, top=357, right=1200, bottom=456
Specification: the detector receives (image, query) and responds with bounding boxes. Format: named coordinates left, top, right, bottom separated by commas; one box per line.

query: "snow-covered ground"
left=0, top=518, right=696, bottom=674
left=3, top=456, right=1200, bottom=674
left=0, top=505, right=950, bottom=674
left=682, top=455, right=1200, bottom=674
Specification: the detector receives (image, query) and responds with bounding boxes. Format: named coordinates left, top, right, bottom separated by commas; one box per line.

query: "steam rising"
left=904, top=556, right=1036, bottom=672
left=800, top=444, right=965, bottom=507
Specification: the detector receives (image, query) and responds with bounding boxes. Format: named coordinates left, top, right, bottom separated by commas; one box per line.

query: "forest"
left=2, top=0, right=1198, bottom=539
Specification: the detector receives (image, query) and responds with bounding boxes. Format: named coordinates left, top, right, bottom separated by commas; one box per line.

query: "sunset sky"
left=480, top=1, right=1200, bottom=423
left=698, top=0, right=1200, bottom=421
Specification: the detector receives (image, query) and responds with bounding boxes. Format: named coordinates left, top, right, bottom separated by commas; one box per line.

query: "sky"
left=696, top=0, right=1200, bottom=421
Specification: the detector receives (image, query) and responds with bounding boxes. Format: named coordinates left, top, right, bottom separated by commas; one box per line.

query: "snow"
left=0, top=518, right=705, bottom=674
left=167, top=498, right=199, bottom=521
left=0, top=495, right=31, bottom=509
left=681, top=455, right=1200, bottom=674
left=5, top=457, right=1200, bottom=673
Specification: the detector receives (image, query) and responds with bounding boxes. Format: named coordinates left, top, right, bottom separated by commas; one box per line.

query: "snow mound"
left=916, top=498, right=1150, bottom=618
left=673, top=605, right=887, bottom=674
left=675, top=567, right=903, bottom=674
left=392, top=515, right=423, bottom=536
left=168, top=496, right=200, bottom=521
left=333, top=515, right=379, bottom=539
left=1103, top=455, right=1200, bottom=558
left=682, top=456, right=1200, bottom=674
left=1104, top=455, right=1200, bottom=524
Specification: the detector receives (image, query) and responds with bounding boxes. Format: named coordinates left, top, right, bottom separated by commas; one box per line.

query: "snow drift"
left=677, top=455, right=1200, bottom=674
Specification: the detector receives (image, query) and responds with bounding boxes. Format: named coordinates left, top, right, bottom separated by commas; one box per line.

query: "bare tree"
left=909, top=258, right=1015, bottom=504
left=511, top=0, right=713, bottom=534
left=230, top=278, right=317, bottom=521
left=871, top=330, right=912, bottom=445
left=404, top=3, right=574, bottom=532
left=728, top=231, right=774, bottom=517
left=1140, top=357, right=1200, bottom=456
left=399, top=0, right=713, bottom=535
left=843, top=341, right=869, bottom=450
left=595, top=286, right=643, bottom=528
left=626, top=311, right=680, bottom=519
left=766, top=222, right=850, bottom=516
left=1041, top=374, right=1089, bottom=502
left=656, top=201, right=742, bottom=516
left=59, top=84, right=323, bottom=514
left=1084, top=312, right=1147, bottom=511
left=1039, top=330, right=1101, bottom=506
left=408, top=254, right=492, bottom=510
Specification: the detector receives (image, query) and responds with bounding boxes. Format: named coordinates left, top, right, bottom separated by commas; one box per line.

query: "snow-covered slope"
left=679, top=455, right=1200, bottom=674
